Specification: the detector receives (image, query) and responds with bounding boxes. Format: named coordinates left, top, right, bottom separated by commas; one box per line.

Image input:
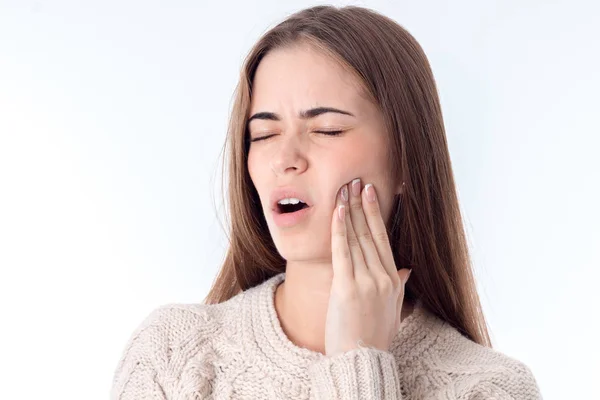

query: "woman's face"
left=247, top=44, right=402, bottom=263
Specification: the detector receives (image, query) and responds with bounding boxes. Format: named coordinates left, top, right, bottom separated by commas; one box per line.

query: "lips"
left=269, top=187, right=313, bottom=213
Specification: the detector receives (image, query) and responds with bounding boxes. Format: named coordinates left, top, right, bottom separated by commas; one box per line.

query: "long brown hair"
left=204, top=5, right=491, bottom=347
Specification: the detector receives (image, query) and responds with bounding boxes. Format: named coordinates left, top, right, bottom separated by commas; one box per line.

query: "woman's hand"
left=325, top=178, right=412, bottom=357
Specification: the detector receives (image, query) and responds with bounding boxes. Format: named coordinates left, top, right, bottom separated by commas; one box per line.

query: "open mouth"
left=277, top=201, right=309, bottom=214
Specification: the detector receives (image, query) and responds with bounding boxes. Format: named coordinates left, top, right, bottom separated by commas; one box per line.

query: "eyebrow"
left=247, top=106, right=355, bottom=124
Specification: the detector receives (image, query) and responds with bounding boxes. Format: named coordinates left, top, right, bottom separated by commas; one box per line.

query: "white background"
left=0, top=1, right=598, bottom=398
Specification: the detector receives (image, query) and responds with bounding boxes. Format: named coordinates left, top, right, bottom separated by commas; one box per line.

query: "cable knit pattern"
left=111, top=273, right=543, bottom=399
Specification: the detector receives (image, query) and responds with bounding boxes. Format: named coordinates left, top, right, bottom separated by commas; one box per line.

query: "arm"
left=307, top=346, right=544, bottom=400
left=308, top=347, right=403, bottom=400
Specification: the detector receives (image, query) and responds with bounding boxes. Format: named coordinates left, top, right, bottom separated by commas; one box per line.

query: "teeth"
left=278, top=197, right=304, bottom=205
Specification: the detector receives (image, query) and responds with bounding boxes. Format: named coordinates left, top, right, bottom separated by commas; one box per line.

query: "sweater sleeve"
left=308, top=347, right=403, bottom=400
left=110, top=308, right=169, bottom=400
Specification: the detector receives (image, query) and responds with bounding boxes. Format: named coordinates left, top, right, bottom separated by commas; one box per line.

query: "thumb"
left=397, top=268, right=412, bottom=286
left=394, top=268, right=412, bottom=331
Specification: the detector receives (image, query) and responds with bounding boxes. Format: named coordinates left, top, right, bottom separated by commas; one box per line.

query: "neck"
left=274, top=261, right=414, bottom=355
left=274, top=261, right=332, bottom=354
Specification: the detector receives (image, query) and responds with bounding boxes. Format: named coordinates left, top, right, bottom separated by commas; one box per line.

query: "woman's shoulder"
left=130, top=302, right=225, bottom=340
left=125, top=292, right=246, bottom=349
left=110, top=294, right=245, bottom=399
left=420, top=314, right=542, bottom=399
left=141, top=294, right=243, bottom=331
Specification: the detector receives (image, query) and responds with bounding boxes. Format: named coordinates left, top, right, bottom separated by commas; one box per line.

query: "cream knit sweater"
left=111, top=273, right=542, bottom=399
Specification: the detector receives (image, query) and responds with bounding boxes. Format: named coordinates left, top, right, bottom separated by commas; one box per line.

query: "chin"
left=272, top=235, right=331, bottom=263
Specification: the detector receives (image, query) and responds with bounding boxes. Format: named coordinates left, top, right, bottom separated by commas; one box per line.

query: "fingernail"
left=338, top=204, right=345, bottom=220
left=365, top=183, right=376, bottom=203
left=340, top=185, right=348, bottom=203
left=351, top=178, right=361, bottom=197
left=405, top=269, right=412, bottom=284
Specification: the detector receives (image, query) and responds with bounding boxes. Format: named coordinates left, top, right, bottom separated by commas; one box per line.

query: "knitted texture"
left=111, top=273, right=542, bottom=399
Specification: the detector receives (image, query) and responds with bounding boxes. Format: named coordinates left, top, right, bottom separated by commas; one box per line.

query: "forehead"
left=250, top=44, right=369, bottom=114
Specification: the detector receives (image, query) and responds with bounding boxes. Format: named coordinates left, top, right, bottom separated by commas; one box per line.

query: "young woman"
left=111, top=5, right=542, bottom=399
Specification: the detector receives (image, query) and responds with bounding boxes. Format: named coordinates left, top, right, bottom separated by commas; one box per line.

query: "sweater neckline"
left=242, top=272, right=446, bottom=376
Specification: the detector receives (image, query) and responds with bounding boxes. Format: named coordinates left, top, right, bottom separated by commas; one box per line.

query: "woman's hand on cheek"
left=326, top=178, right=412, bottom=357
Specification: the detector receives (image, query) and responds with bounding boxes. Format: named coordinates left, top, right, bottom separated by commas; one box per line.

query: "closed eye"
left=249, top=130, right=344, bottom=143
left=249, top=134, right=276, bottom=143
left=314, top=130, right=343, bottom=136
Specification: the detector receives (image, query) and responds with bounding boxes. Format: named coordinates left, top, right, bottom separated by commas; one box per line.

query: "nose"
left=269, top=134, right=308, bottom=176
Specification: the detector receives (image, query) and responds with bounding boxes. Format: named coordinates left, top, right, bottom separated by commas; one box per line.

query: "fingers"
left=347, top=178, right=388, bottom=279
left=331, top=179, right=398, bottom=284
left=361, top=183, right=398, bottom=281
left=331, top=187, right=353, bottom=281
left=341, top=184, right=368, bottom=277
